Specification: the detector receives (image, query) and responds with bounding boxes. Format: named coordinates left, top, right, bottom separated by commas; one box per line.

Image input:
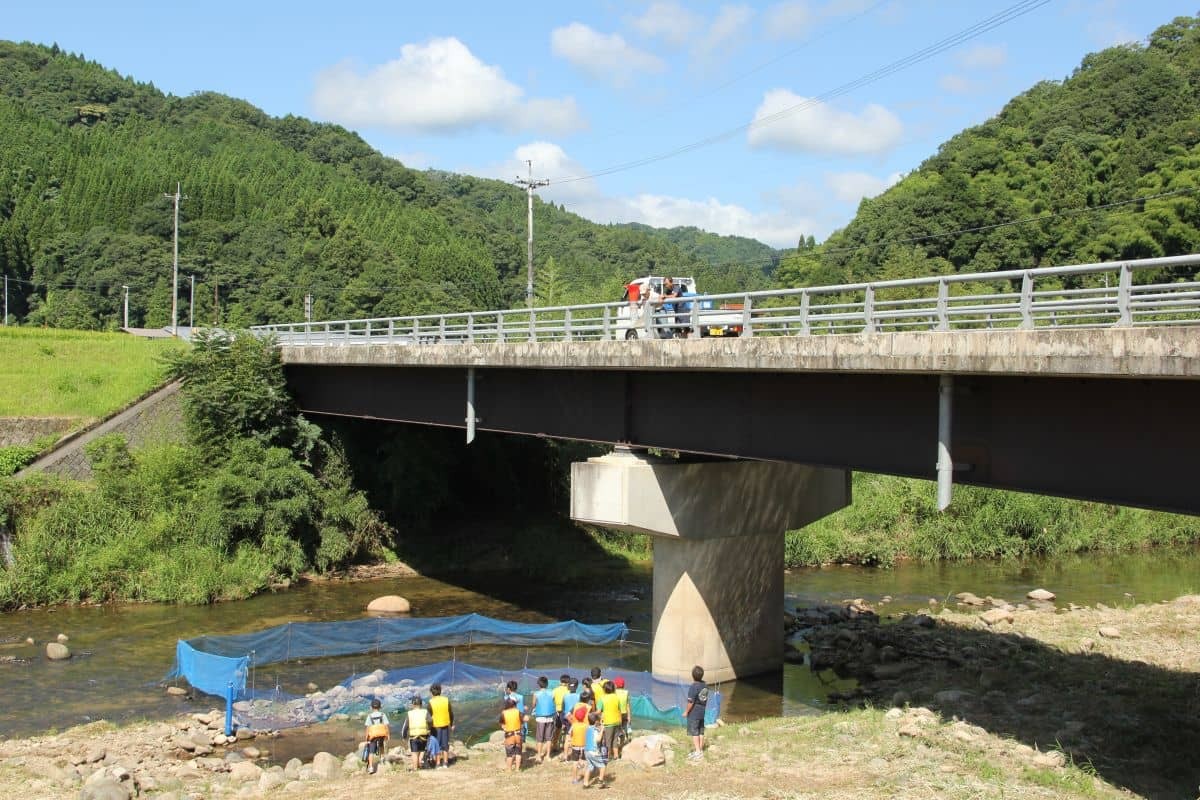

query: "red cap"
left=613, top=677, right=625, bottom=688
left=574, top=707, right=587, bottom=721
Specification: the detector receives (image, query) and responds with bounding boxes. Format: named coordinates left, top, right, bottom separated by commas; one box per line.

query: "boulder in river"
left=366, top=595, right=410, bottom=613
left=1027, top=588, right=1056, bottom=601
left=45, top=642, right=70, bottom=660
left=979, top=608, right=1014, bottom=626
left=56, top=633, right=69, bottom=643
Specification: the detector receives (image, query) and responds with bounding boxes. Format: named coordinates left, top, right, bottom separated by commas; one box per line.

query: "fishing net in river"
left=165, top=612, right=720, bottom=731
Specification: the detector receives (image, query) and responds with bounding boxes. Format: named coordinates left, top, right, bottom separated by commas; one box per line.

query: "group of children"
left=362, top=664, right=711, bottom=788
left=362, top=682, right=455, bottom=775
left=500, top=667, right=631, bottom=788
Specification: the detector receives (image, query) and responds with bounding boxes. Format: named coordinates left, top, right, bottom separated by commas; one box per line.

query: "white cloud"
left=938, top=74, right=972, bottom=94
left=957, top=43, right=1007, bottom=70
left=747, top=90, right=903, bottom=155
left=693, top=4, right=755, bottom=61
left=475, top=143, right=825, bottom=248
left=628, top=1, right=702, bottom=46
left=311, top=37, right=584, bottom=135
left=551, top=22, right=666, bottom=86
left=391, top=151, right=433, bottom=169
left=824, top=171, right=902, bottom=204
left=764, top=1, right=812, bottom=40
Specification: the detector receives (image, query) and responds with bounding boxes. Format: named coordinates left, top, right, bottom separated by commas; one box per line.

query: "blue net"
left=166, top=613, right=628, bottom=697
left=166, top=613, right=721, bottom=732
left=232, top=660, right=720, bottom=732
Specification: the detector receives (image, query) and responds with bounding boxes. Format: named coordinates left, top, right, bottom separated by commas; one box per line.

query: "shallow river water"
left=1, top=548, right=1196, bottom=760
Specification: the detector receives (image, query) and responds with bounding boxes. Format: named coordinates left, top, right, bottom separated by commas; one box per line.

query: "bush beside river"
left=786, top=471, right=1200, bottom=567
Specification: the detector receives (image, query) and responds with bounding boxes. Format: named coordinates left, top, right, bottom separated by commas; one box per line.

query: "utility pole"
left=163, top=183, right=187, bottom=336
left=189, top=274, right=195, bottom=330
left=213, top=277, right=219, bottom=326
left=304, top=293, right=313, bottom=322
left=122, top=285, right=129, bottom=329
left=3, top=275, right=8, bottom=326
left=514, top=161, right=549, bottom=306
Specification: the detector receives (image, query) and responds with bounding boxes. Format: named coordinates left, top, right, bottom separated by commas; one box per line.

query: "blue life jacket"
left=534, top=688, right=556, bottom=717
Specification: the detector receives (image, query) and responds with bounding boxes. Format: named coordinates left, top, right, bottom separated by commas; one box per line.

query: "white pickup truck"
left=614, top=276, right=745, bottom=340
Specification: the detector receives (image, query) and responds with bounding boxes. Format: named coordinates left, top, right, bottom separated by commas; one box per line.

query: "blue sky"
left=4, top=1, right=1190, bottom=247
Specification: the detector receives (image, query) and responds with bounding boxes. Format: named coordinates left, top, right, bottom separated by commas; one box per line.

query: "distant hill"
left=617, top=223, right=783, bottom=278
left=777, top=15, right=1200, bottom=288
left=0, top=41, right=771, bottom=330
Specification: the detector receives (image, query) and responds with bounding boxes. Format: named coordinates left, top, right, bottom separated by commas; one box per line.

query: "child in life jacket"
left=568, top=705, right=589, bottom=783
left=428, top=683, right=454, bottom=769
left=399, top=696, right=432, bottom=772
left=499, top=698, right=525, bottom=772
left=363, top=698, right=389, bottom=775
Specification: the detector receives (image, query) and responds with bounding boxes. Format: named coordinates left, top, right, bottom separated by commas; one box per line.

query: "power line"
left=551, top=0, right=1050, bottom=185
left=595, top=0, right=893, bottom=141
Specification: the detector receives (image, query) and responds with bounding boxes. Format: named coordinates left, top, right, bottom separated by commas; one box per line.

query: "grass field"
left=0, top=327, right=183, bottom=420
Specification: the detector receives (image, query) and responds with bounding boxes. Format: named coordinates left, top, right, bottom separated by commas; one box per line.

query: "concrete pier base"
left=652, top=531, right=783, bottom=682
left=571, top=451, right=849, bottom=681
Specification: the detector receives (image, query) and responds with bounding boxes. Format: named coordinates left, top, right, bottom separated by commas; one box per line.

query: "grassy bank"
left=786, top=472, right=1200, bottom=567
left=0, top=327, right=182, bottom=420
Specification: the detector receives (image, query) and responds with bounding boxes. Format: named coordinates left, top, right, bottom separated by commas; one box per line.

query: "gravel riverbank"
left=0, top=595, right=1195, bottom=799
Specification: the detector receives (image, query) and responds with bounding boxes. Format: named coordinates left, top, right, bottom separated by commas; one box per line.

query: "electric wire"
left=551, top=0, right=1052, bottom=184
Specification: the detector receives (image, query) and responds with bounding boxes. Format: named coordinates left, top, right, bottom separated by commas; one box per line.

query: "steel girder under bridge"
left=283, top=362, right=1199, bottom=516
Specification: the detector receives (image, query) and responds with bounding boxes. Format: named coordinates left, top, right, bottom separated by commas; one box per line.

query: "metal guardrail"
left=251, top=254, right=1200, bottom=345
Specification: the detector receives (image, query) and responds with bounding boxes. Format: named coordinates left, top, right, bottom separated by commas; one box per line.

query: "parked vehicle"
left=614, top=276, right=745, bottom=340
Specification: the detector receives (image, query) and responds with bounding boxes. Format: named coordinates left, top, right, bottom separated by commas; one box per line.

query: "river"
left=1, top=549, right=1196, bottom=758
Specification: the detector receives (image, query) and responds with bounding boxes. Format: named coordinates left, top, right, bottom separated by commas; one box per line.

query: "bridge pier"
left=571, top=450, right=849, bottom=682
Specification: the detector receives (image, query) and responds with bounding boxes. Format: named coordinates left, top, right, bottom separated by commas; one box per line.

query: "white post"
left=189, top=274, right=195, bottom=330
left=122, top=285, right=129, bottom=329
left=937, top=374, right=954, bottom=511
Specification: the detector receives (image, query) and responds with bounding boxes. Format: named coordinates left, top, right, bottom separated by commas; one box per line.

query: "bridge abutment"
left=571, top=450, right=849, bottom=682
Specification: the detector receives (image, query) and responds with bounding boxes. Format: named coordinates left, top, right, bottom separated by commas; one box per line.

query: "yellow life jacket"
left=570, top=715, right=589, bottom=747
left=600, top=694, right=623, bottom=726
left=552, top=684, right=569, bottom=712
left=593, top=683, right=607, bottom=707
left=501, top=707, right=522, bottom=734
left=366, top=710, right=389, bottom=739
left=429, top=695, right=451, bottom=728
left=407, top=708, right=429, bottom=738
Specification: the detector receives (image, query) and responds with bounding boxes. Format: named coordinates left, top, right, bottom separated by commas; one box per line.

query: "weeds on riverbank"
left=786, top=471, right=1200, bottom=566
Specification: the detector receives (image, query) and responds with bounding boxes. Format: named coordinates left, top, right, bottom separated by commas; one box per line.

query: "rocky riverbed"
left=789, top=591, right=1200, bottom=799
left=0, top=594, right=1196, bottom=799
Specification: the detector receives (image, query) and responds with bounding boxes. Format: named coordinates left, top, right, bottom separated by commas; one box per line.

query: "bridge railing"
left=251, top=254, right=1200, bottom=345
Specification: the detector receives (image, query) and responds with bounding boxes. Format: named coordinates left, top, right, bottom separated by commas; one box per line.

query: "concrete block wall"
left=0, top=417, right=79, bottom=448
left=17, top=382, right=186, bottom=481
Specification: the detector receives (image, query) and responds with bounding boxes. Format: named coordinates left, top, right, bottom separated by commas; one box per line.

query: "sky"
left=3, top=0, right=1192, bottom=248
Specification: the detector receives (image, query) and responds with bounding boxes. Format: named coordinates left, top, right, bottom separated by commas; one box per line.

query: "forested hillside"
left=0, top=41, right=770, bottom=331
left=778, top=15, right=1200, bottom=287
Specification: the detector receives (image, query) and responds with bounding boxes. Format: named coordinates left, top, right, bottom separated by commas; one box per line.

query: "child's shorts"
left=586, top=751, right=607, bottom=770
left=409, top=736, right=427, bottom=753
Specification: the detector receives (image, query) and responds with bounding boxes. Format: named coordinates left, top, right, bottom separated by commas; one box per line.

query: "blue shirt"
left=505, top=691, right=525, bottom=714
left=584, top=724, right=600, bottom=753
left=562, top=691, right=581, bottom=714
left=533, top=688, right=556, bottom=717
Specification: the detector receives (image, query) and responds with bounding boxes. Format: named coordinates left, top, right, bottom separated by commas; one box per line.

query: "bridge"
left=254, top=254, right=1200, bottom=682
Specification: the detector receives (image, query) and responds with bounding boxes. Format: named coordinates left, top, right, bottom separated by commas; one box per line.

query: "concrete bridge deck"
left=279, top=327, right=1199, bottom=379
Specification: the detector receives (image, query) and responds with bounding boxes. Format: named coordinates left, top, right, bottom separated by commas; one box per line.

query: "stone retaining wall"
left=17, top=382, right=186, bottom=481
left=0, top=417, right=79, bottom=448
